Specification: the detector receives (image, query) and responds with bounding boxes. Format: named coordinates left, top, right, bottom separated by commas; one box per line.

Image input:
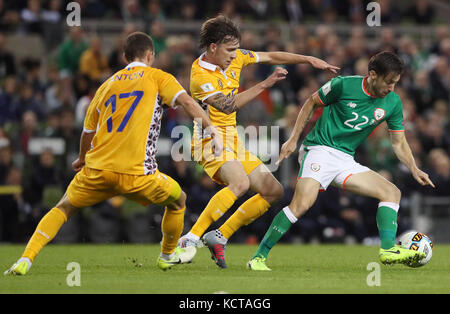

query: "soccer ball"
left=398, top=231, right=433, bottom=267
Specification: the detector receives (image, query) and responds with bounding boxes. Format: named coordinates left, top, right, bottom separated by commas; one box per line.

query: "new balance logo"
left=346, top=102, right=357, bottom=108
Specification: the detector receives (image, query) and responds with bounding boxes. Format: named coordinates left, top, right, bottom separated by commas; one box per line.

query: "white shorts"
left=298, top=145, right=370, bottom=191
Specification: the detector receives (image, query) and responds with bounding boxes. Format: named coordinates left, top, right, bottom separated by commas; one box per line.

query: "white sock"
left=185, top=232, right=200, bottom=241
left=378, top=202, right=400, bottom=213
left=17, top=257, right=32, bottom=271
left=282, top=206, right=298, bottom=224
left=18, top=257, right=31, bottom=265
left=160, top=252, right=175, bottom=261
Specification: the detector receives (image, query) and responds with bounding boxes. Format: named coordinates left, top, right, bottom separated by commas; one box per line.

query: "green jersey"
left=303, top=76, right=404, bottom=156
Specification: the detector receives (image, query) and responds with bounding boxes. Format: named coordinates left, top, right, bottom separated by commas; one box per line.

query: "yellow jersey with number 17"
left=83, top=61, right=186, bottom=175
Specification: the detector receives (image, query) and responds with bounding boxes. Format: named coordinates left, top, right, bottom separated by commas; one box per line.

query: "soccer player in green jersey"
left=248, top=51, right=435, bottom=271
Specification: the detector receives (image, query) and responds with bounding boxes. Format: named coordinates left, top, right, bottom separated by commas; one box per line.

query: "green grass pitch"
left=1, top=243, right=450, bottom=294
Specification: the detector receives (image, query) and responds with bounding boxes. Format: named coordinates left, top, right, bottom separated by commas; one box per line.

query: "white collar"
left=198, top=53, right=218, bottom=71
left=198, top=53, right=228, bottom=79
left=126, top=61, right=148, bottom=69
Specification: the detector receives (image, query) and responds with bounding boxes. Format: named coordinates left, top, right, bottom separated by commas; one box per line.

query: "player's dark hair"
left=123, top=32, right=154, bottom=62
left=368, top=51, right=404, bottom=76
left=199, top=15, right=241, bottom=50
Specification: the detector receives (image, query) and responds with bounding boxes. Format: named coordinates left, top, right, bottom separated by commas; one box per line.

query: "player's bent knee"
left=387, top=185, right=401, bottom=203
left=167, top=190, right=187, bottom=210
left=229, top=177, right=250, bottom=197
left=55, top=195, right=79, bottom=219
left=262, top=181, right=284, bottom=204
left=378, top=183, right=401, bottom=203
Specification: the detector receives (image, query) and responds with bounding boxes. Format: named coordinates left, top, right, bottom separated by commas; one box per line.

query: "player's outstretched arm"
left=175, top=92, right=223, bottom=157
left=204, top=67, right=288, bottom=114
left=257, top=51, right=340, bottom=74
left=390, top=131, right=435, bottom=188
left=276, top=92, right=323, bottom=166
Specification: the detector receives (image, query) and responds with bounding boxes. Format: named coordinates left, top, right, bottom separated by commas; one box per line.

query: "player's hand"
left=411, top=167, right=435, bottom=188
left=276, top=138, right=298, bottom=166
left=262, top=67, right=288, bottom=89
left=207, top=127, right=224, bottom=157
left=308, top=56, right=340, bottom=74
left=72, top=158, right=85, bottom=172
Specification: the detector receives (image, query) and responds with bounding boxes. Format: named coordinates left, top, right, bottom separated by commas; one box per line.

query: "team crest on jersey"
left=311, top=163, right=320, bottom=172
left=374, top=108, right=386, bottom=121
left=201, top=82, right=215, bottom=92
left=217, top=79, right=223, bottom=89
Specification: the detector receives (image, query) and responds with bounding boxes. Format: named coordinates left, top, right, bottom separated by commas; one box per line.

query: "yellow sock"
left=22, top=208, right=67, bottom=262
left=161, top=206, right=185, bottom=255
left=219, top=194, right=270, bottom=239
left=190, top=187, right=237, bottom=238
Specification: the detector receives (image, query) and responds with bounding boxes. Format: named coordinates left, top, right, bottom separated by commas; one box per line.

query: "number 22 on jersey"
left=344, top=111, right=369, bottom=130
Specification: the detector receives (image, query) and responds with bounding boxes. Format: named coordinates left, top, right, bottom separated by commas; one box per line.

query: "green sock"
left=252, top=207, right=296, bottom=259
left=376, top=202, right=399, bottom=249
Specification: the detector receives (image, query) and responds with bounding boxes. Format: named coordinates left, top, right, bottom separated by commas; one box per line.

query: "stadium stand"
left=0, top=0, right=448, bottom=245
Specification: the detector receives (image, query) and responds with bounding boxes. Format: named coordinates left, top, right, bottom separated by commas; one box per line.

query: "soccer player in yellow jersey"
left=4, top=32, right=223, bottom=275
left=178, top=15, right=340, bottom=268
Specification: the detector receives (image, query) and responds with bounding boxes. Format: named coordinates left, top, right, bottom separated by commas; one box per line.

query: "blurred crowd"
left=0, top=0, right=449, bottom=244
left=0, top=0, right=441, bottom=30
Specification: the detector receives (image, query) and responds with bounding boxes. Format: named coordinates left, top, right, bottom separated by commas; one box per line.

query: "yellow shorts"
left=66, top=167, right=181, bottom=208
left=191, top=127, right=262, bottom=185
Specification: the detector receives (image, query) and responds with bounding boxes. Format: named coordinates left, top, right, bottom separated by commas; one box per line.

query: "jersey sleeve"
left=190, top=72, right=222, bottom=103
left=83, top=84, right=105, bottom=133
left=386, top=96, right=405, bottom=132
left=317, top=76, right=344, bottom=106
left=156, top=70, right=187, bottom=108
left=236, top=49, right=259, bottom=67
